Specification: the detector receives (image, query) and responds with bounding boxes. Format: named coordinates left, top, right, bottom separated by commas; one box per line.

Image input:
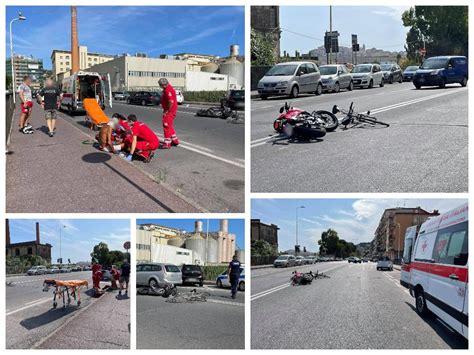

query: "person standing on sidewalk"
left=17, top=76, right=34, bottom=134
left=158, top=78, right=180, bottom=149
left=38, top=79, right=62, bottom=137
left=119, top=259, right=130, bottom=296
left=227, top=255, right=242, bottom=299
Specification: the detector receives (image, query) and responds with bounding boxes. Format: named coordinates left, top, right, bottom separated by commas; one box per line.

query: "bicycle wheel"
left=360, top=115, right=390, bottom=127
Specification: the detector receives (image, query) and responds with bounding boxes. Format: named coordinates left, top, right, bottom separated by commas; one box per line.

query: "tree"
left=402, top=6, right=468, bottom=61
left=318, top=229, right=340, bottom=255
left=6, top=74, right=12, bottom=91
left=90, top=242, right=111, bottom=266
left=251, top=240, right=278, bottom=256
left=251, top=29, right=277, bottom=66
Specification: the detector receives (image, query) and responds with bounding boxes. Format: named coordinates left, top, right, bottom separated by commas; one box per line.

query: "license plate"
left=419, top=78, right=425, bottom=83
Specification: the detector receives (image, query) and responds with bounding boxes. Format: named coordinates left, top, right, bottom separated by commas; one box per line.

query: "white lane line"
left=6, top=297, right=51, bottom=316
left=153, top=132, right=214, bottom=153
left=25, top=297, right=50, bottom=305
left=251, top=88, right=464, bottom=148
left=207, top=299, right=245, bottom=307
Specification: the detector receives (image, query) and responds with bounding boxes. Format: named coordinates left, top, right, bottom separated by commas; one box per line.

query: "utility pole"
left=329, top=6, right=333, bottom=65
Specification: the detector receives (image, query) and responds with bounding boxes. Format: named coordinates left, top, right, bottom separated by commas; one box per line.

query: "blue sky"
left=280, top=6, right=410, bottom=55
left=137, top=219, right=245, bottom=249
left=6, top=6, right=244, bottom=70
left=252, top=199, right=467, bottom=252
left=8, top=219, right=131, bottom=263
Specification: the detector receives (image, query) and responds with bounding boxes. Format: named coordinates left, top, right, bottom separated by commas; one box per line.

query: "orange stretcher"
left=83, top=98, right=110, bottom=126
left=43, top=279, right=89, bottom=309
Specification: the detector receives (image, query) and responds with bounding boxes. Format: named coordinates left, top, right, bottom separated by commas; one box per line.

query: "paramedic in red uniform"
left=91, top=261, right=102, bottom=290
left=158, top=78, right=180, bottom=149
left=123, top=114, right=159, bottom=162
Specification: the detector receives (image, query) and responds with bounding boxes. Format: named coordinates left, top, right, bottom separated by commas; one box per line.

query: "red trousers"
left=163, top=111, right=178, bottom=144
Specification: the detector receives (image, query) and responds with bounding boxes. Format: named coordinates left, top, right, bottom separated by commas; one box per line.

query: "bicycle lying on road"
left=291, top=270, right=330, bottom=286
left=166, top=288, right=211, bottom=303
left=332, top=102, right=390, bottom=129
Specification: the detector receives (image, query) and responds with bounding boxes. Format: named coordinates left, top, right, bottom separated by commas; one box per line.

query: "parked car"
left=46, top=266, right=60, bottom=274
left=216, top=267, right=245, bottom=291
left=113, top=91, right=129, bottom=101
left=304, top=256, right=316, bottom=264
left=221, top=89, right=244, bottom=110
left=136, top=263, right=182, bottom=287
left=408, top=203, right=468, bottom=339
left=83, top=266, right=91, bottom=271
left=376, top=256, right=393, bottom=271
left=59, top=267, right=72, bottom=273
left=295, top=256, right=305, bottom=265
left=319, top=64, right=353, bottom=92
left=402, top=65, right=419, bottom=81
left=127, top=91, right=161, bottom=106
left=101, top=269, right=112, bottom=281
left=413, top=56, right=468, bottom=89
left=380, top=64, right=403, bottom=84
left=273, top=255, right=296, bottom=268
left=351, top=64, right=384, bottom=88
left=347, top=257, right=355, bottom=263
left=181, top=264, right=203, bottom=287
left=176, top=90, right=184, bottom=105
left=27, top=265, right=47, bottom=275
left=71, top=266, right=83, bottom=272
left=258, top=61, right=323, bottom=99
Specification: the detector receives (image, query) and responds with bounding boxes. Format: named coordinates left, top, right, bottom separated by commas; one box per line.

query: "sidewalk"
left=6, top=103, right=200, bottom=213
left=36, top=290, right=130, bottom=349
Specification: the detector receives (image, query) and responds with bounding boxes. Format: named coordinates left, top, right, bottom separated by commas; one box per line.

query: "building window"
left=66, top=62, right=70, bottom=66
left=15, top=248, right=20, bottom=256
left=27, top=247, right=33, bottom=255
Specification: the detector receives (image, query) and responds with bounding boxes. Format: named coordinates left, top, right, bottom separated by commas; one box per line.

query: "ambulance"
left=408, top=203, right=468, bottom=339
left=400, top=225, right=418, bottom=288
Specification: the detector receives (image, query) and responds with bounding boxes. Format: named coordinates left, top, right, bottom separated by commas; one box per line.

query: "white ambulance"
left=400, top=225, right=418, bottom=288
left=408, top=203, right=468, bottom=339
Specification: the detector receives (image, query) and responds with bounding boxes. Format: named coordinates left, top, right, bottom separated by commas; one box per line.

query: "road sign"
left=324, top=31, right=340, bottom=53
left=123, top=241, right=131, bottom=250
left=419, top=48, right=426, bottom=56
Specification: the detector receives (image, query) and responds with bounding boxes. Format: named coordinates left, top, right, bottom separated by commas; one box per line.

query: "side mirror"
left=298, top=71, right=305, bottom=76
left=332, top=105, right=340, bottom=114
left=279, top=107, right=284, bottom=114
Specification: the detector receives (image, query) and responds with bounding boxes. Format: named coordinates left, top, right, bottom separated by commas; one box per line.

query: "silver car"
left=273, top=255, right=296, bottom=268
left=258, top=61, right=323, bottom=99
left=136, top=263, right=182, bottom=287
left=320, top=65, right=353, bottom=92
left=351, top=64, right=385, bottom=88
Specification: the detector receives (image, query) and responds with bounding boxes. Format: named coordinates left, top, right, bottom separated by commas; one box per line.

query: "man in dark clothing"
left=119, top=259, right=131, bottom=296
left=38, top=78, right=62, bottom=137
left=227, top=255, right=241, bottom=299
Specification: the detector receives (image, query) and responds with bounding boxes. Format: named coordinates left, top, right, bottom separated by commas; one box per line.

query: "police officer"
left=227, top=254, right=241, bottom=299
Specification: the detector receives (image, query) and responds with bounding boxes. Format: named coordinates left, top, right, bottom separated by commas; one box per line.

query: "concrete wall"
left=150, top=244, right=203, bottom=265
left=186, top=71, right=229, bottom=91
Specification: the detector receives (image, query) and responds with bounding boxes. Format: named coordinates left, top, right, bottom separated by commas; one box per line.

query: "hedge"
left=182, top=91, right=227, bottom=103
left=202, top=265, right=228, bottom=281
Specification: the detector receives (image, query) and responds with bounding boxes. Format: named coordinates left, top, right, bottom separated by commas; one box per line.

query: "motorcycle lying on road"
left=137, top=282, right=178, bottom=298
left=273, top=102, right=339, bottom=140
left=196, top=105, right=239, bottom=119
left=291, top=270, right=331, bottom=286
left=332, top=102, right=390, bottom=129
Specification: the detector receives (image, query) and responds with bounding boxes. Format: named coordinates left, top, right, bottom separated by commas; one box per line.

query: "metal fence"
left=251, top=66, right=272, bottom=91
left=6, top=92, right=15, bottom=145
left=251, top=255, right=278, bottom=266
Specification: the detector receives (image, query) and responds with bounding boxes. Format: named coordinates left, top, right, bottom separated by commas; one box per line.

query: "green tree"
left=251, top=29, right=277, bottom=66
left=318, top=229, right=340, bottom=255
left=6, top=74, right=12, bottom=91
left=6, top=255, right=48, bottom=274
left=251, top=240, right=278, bottom=256
left=90, top=242, right=111, bottom=266
left=402, top=6, right=468, bottom=61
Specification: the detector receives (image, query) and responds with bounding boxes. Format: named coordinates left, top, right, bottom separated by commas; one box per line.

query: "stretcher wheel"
left=53, top=302, right=57, bottom=309
left=77, top=300, right=81, bottom=307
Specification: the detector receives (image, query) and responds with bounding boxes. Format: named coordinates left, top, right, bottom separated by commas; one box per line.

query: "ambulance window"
left=447, top=231, right=467, bottom=266
left=433, top=232, right=450, bottom=260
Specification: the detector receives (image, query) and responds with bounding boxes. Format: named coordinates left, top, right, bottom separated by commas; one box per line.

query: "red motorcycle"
left=273, top=102, right=339, bottom=140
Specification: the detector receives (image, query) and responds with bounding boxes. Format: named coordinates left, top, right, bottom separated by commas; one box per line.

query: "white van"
left=409, top=203, right=468, bottom=339
left=60, top=71, right=112, bottom=114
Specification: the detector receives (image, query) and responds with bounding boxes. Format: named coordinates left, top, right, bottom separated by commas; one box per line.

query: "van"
left=413, top=56, right=468, bottom=89
left=257, top=62, right=323, bottom=99
left=408, top=203, right=468, bottom=339
left=60, top=71, right=112, bottom=114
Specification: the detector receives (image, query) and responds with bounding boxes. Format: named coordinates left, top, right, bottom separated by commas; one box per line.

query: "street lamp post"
left=396, top=222, right=401, bottom=260
left=59, top=225, right=66, bottom=264
left=9, top=12, right=27, bottom=104
left=295, top=206, right=305, bottom=255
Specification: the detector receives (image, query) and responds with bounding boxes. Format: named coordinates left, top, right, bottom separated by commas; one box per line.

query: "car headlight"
left=276, top=81, right=288, bottom=87
left=257, top=83, right=264, bottom=88
left=430, top=70, right=441, bottom=75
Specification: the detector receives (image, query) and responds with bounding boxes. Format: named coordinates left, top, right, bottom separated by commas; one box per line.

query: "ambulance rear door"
left=100, top=73, right=112, bottom=108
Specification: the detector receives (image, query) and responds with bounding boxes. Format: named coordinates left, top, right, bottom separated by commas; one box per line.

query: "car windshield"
left=381, top=64, right=392, bottom=71
left=421, top=58, right=448, bottom=69
left=405, top=66, right=419, bottom=71
left=165, top=265, right=180, bottom=272
left=230, top=90, right=244, bottom=97
left=352, top=65, right=372, bottom=73
left=320, top=66, right=338, bottom=75
left=183, top=265, right=201, bottom=272
left=380, top=256, right=390, bottom=261
left=265, top=65, right=298, bottom=76
left=276, top=256, right=288, bottom=260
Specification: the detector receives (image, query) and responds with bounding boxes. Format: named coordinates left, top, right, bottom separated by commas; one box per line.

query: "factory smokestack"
left=71, top=6, right=80, bottom=74
left=220, top=219, right=228, bottom=234
left=6, top=219, right=11, bottom=246
left=195, top=220, right=203, bottom=233
left=36, top=222, right=40, bottom=244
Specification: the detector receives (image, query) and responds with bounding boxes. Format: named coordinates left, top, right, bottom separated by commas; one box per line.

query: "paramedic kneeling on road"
left=158, top=78, right=180, bottom=149
left=123, top=114, right=159, bottom=162
left=228, top=255, right=241, bottom=299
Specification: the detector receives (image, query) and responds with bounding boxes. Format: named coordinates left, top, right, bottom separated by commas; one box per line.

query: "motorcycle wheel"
left=273, top=119, right=284, bottom=133
left=294, top=125, right=326, bottom=139
left=315, top=110, right=339, bottom=132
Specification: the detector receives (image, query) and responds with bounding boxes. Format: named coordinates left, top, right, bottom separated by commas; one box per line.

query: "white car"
left=27, top=265, right=47, bottom=275
left=376, top=256, right=393, bottom=271
left=351, top=64, right=384, bottom=89
left=176, top=90, right=184, bottom=105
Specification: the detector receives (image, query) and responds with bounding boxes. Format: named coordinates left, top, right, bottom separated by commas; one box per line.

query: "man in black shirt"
left=119, top=259, right=131, bottom=296
left=227, top=255, right=242, bottom=299
left=38, top=79, right=62, bottom=137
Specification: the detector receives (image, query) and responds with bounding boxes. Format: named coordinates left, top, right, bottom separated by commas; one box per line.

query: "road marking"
left=207, top=299, right=245, bottom=307
left=251, top=88, right=465, bottom=148
left=153, top=132, right=214, bottom=153
left=6, top=297, right=51, bottom=316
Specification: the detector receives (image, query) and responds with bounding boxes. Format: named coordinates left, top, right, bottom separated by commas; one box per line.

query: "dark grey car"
left=381, top=64, right=403, bottom=84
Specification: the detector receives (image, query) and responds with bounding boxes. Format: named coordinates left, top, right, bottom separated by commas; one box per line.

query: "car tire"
left=260, top=95, right=268, bottom=100
left=127, top=98, right=131, bottom=104
left=461, top=77, right=467, bottom=87
left=216, top=279, right=223, bottom=288
left=141, top=100, right=147, bottom=106
left=333, top=82, right=340, bottom=93
left=414, top=83, right=421, bottom=89
left=348, top=81, right=353, bottom=91
left=415, top=288, right=431, bottom=317
left=380, top=78, right=385, bottom=87
left=290, top=85, right=299, bottom=98
left=389, top=76, right=393, bottom=84
left=439, top=78, right=446, bottom=89
left=199, top=282, right=203, bottom=287
left=368, top=79, right=374, bottom=89
left=399, top=75, right=403, bottom=83
left=238, top=281, right=245, bottom=292
left=315, top=83, right=323, bottom=96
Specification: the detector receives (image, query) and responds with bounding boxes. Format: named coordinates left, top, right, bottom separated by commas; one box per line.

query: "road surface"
left=251, top=82, right=468, bottom=192
left=251, top=261, right=467, bottom=349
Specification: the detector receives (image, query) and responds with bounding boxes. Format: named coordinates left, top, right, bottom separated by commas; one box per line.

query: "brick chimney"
left=70, top=6, right=80, bottom=74
left=6, top=219, right=10, bottom=246
left=36, top=222, right=40, bottom=244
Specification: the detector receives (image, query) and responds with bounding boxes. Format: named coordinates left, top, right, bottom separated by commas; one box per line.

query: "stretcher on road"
left=83, top=98, right=110, bottom=126
left=42, top=279, right=89, bottom=309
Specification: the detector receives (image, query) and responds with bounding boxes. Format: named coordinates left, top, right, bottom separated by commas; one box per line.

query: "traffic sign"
left=123, top=241, right=131, bottom=250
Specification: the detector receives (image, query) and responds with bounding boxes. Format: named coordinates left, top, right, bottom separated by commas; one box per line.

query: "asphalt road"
left=251, top=261, right=468, bottom=349
left=6, top=271, right=129, bottom=349
left=251, top=82, right=468, bottom=192
left=61, top=101, right=245, bottom=212
left=137, top=284, right=245, bottom=349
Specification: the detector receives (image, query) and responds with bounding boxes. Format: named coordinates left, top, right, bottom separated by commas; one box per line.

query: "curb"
left=251, top=264, right=273, bottom=270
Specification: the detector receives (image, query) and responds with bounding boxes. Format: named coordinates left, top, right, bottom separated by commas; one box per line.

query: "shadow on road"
left=410, top=85, right=464, bottom=91
left=20, top=306, right=79, bottom=330
left=404, top=302, right=468, bottom=349
left=116, top=293, right=129, bottom=301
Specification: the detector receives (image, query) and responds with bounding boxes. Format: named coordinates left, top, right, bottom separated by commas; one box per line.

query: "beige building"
left=136, top=224, right=182, bottom=262
left=51, top=46, right=114, bottom=80
left=5, top=220, right=52, bottom=264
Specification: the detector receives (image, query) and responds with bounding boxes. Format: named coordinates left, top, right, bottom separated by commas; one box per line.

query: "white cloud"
left=371, top=6, right=410, bottom=22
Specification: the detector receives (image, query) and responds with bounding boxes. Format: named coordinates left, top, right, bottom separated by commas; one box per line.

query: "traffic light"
left=303, top=247, right=307, bottom=253
left=68, top=259, right=71, bottom=264
left=352, top=44, right=360, bottom=52
left=295, top=245, right=301, bottom=254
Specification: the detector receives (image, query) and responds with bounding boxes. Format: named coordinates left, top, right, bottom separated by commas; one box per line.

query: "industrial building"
left=136, top=219, right=241, bottom=265
left=5, top=220, right=52, bottom=263
left=251, top=219, right=279, bottom=247
left=6, top=54, right=46, bottom=90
